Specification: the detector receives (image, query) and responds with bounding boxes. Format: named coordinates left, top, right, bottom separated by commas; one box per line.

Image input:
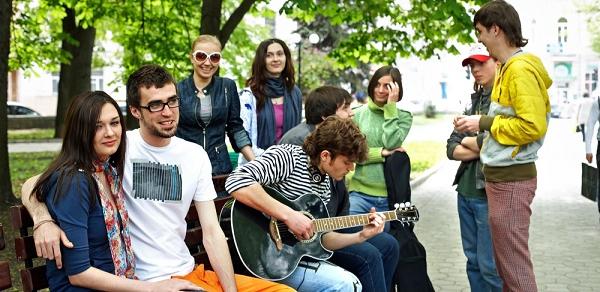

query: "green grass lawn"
left=411, top=113, right=452, bottom=126
left=403, top=140, right=446, bottom=179
left=9, top=152, right=57, bottom=195
left=8, top=129, right=55, bottom=142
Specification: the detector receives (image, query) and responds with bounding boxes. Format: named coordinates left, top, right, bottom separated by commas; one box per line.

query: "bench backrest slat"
left=0, top=224, right=12, bottom=290
left=0, top=261, right=12, bottom=290
left=21, top=266, right=47, bottom=292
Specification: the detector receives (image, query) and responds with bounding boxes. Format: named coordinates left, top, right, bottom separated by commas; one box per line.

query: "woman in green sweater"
left=348, top=65, right=413, bottom=221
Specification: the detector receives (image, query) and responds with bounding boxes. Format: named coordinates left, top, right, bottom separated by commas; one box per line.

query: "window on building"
left=557, top=17, right=568, bottom=44
left=585, top=66, right=598, bottom=95
left=53, top=70, right=104, bottom=95
left=52, top=72, right=59, bottom=96
left=91, top=69, right=104, bottom=91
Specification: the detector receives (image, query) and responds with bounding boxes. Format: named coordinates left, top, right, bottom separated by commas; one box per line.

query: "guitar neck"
left=313, top=210, right=398, bottom=232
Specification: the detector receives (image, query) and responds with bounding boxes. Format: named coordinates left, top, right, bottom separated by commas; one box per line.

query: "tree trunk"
left=200, top=0, right=256, bottom=49
left=200, top=0, right=222, bottom=37
left=0, top=0, right=17, bottom=204
left=54, top=7, right=96, bottom=138
left=218, top=0, right=256, bottom=48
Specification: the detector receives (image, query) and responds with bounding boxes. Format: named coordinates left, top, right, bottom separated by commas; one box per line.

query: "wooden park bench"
left=10, top=174, right=233, bottom=292
left=0, top=223, right=13, bottom=290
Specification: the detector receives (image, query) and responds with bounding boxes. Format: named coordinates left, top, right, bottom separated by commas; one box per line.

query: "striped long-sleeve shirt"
left=225, top=144, right=331, bottom=204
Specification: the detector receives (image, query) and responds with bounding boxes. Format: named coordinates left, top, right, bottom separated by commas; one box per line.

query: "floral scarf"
left=92, top=161, right=136, bottom=279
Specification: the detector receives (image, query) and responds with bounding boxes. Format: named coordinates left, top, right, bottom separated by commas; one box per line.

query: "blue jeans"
left=457, top=194, right=503, bottom=292
left=330, top=232, right=399, bottom=292
left=349, top=191, right=391, bottom=232
left=277, top=260, right=362, bottom=292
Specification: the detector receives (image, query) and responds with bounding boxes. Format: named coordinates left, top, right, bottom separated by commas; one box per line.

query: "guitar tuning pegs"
left=399, top=202, right=405, bottom=208
left=394, top=203, right=400, bottom=209
left=405, top=202, right=411, bottom=207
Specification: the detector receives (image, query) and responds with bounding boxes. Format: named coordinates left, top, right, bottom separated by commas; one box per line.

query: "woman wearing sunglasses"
left=176, top=35, right=255, bottom=176
left=238, top=38, right=302, bottom=165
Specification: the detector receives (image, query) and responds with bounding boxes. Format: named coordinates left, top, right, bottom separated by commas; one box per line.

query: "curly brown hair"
left=303, top=116, right=367, bottom=166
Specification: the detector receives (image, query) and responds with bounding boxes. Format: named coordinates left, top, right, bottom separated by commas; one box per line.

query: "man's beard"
left=150, top=126, right=176, bottom=138
left=140, top=115, right=177, bottom=139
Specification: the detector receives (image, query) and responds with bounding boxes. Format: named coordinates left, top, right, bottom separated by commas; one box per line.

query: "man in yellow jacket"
left=454, top=1, right=552, bottom=291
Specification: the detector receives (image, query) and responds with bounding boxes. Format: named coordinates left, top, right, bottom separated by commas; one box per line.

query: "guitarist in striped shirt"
left=226, top=116, right=398, bottom=292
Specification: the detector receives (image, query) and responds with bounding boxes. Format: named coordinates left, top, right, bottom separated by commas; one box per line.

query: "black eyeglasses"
left=140, top=97, right=180, bottom=113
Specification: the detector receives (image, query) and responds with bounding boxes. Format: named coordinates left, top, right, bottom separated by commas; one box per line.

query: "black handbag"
left=581, top=162, right=598, bottom=202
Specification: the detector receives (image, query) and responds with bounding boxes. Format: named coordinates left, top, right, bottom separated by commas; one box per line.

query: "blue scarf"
left=256, top=79, right=302, bottom=149
left=264, top=77, right=287, bottom=98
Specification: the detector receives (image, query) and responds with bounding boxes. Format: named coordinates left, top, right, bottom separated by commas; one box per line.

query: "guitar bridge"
left=269, top=218, right=283, bottom=251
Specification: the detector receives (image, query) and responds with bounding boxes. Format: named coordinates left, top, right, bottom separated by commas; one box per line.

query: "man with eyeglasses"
left=22, top=64, right=293, bottom=291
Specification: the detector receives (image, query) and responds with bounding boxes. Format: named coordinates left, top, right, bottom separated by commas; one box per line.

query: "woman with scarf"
left=239, top=38, right=302, bottom=165
left=177, top=35, right=255, bottom=175
left=30, top=91, right=197, bottom=291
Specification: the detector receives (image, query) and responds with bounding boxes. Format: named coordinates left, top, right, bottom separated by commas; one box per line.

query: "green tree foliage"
left=294, top=14, right=371, bottom=94
left=10, top=0, right=105, bottom=72
left=10, top=1, right=65, bottom=72
left=283, top=0, right=486, bottom=68
left=111, top=0, right=272, bottom=85
left=584, top=1, right=600, bottom=54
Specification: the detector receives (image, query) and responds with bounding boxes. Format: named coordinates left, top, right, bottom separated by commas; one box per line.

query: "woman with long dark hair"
left=176, top=34, right=255, bottom=175
left=30, top=91, right=196, bottom=291
left=347, top=66, right=413, bottom=217
left=239, top=38, right=302, bottom=164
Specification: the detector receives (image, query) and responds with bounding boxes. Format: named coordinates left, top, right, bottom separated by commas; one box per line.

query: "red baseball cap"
left=461, top=54, right=491, bottom=67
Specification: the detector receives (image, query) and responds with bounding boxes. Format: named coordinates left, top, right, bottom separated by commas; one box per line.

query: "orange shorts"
left=177, top=265, right=295, bottom=292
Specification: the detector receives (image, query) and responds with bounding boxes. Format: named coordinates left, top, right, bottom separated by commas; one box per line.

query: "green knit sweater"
left=348, top=99, right=413, bottom=197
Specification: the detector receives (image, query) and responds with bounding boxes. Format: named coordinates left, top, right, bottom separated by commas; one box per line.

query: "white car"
left=7, top=101, right=41, bottom=116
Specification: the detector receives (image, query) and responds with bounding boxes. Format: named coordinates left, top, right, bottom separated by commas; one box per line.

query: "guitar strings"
left=272, top=209, right=417, bottom=238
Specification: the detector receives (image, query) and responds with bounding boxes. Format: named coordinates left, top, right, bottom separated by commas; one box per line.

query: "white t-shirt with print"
left=123, top=129, right=217, bottom=281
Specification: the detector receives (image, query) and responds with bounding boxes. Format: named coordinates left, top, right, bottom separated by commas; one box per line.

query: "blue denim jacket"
left=176, top=75, right=251, bottom=175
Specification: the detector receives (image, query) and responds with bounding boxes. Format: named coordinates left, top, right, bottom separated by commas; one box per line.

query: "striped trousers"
left=486, top=178, right=538, bottom=292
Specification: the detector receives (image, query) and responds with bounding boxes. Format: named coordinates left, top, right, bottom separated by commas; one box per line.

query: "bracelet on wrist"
left=33, top=219, right=55, bottom=232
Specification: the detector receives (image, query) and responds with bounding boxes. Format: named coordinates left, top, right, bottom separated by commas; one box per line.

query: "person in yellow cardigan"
left=454, top=1, right=552, bottom=291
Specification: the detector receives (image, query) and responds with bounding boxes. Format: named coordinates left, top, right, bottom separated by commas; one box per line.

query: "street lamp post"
left=290, top=33, right=320, bottom=90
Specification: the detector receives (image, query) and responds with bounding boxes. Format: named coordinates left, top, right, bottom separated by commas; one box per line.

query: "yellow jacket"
left=479, top=52, right=552, bottom=181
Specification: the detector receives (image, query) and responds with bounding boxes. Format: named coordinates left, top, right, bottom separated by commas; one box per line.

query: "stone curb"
left=410, top=159, right=446, bottom=189
left=8, top=139, right=62, bottom=144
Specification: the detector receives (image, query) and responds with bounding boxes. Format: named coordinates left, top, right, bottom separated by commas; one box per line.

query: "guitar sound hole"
left=274, top=222, right=315, bottom=245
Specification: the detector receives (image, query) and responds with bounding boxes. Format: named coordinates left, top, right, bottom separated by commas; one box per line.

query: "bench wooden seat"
left=0, top=224, right=13, bottom=290
left=10, top=174, right=233, bottom=292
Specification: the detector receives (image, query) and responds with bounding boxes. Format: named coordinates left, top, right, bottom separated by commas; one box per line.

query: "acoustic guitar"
left=219, top=186, right=419, bottom=280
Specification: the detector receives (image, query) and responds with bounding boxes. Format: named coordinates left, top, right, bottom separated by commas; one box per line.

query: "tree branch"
left=219, top=0, right=256, bottom=48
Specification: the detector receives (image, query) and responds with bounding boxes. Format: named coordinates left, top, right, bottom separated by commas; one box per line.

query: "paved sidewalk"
left=413, top=118, right=600, bottom=291
left=8, top=139, right=62, bottom=153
